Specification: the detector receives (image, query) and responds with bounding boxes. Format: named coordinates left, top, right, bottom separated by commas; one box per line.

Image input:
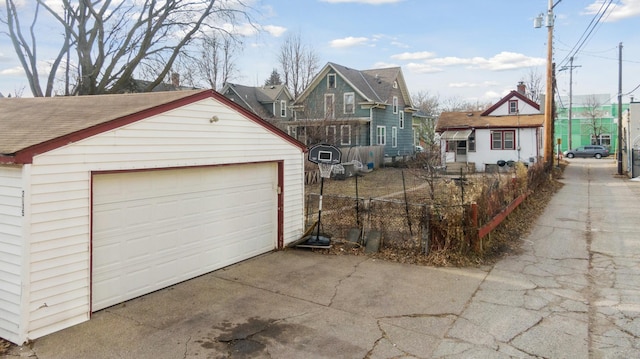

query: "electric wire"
left=556, top=0, right=615, bottom=69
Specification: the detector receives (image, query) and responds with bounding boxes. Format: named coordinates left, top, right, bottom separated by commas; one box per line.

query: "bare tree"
left=191, top=34, right=240, bottom=91
left=1, top=0, right=254, bottom=96
left=521, top=68, right=543, bottom=103
left=440, top=96, right=491, bottom=112
left=582, top=95, right=607, bottom=146
left=412, top=91, right=440, bottom=147
left=277, top=31, right=319, bottom=98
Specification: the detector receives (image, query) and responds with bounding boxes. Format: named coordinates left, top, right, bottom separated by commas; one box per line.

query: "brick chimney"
left=171, top=72, right=180, bottom=87
left=517, top=81, right=526, bottom=95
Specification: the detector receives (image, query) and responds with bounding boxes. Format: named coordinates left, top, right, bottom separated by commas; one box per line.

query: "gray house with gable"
left=289, top=62, right=417, bottom=159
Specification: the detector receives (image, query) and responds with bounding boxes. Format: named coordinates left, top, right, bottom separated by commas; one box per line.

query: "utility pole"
left=617, top=42, right=623, bottom=175
left=565, top=57, right=581, bottom=150
left=543, top=0, right=556, bottom=169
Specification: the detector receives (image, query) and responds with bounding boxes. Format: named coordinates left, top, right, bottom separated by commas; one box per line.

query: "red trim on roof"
left=10, top=90, right=306, bottom=164
left=0, top=155, right=16, bottom=164
left=481, top=91, right=540, bottom=116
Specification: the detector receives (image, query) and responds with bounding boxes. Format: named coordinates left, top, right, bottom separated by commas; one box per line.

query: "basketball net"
left=318, top=162, right=334, bottom=178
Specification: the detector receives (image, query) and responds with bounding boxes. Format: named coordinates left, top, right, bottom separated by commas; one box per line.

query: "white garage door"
left=92, top=163, right=278, bottom=311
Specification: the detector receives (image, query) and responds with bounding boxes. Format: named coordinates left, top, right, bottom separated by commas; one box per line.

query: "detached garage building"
left=0, top=90, right=306, bottom=344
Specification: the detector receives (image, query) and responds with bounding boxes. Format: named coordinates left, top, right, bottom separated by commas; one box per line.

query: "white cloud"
left=391, top=51, right=436, bottom=61
left=221, top=22, right=259, bottom=36
left=449, top=81, right=498, bottom=88
left=425, top=52, right=544, bottom=71
left=390, top=41, right=410, bottom=48
left=405, top=62, right=442, bottom=74
left=320, top=0, right=404, bottom=4
left=329, top=36, right=370, bottom=48
left=372, top=61, right=399, bottom=69
left=0, top=66, right=25, bottom=76
left=584, top=0, right=640, bottom=22
left=262, top=25, right=287, bottom=37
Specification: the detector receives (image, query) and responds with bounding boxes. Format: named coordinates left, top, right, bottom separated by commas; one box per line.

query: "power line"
left=557, top=0, right=614, bottom=69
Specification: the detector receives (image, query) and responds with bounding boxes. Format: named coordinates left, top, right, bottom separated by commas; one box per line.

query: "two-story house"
left=289, top=62, right=417, bottom=160
left=221, top=83, right=294, bottom=125
left=436, top=83, right=544, bottom=172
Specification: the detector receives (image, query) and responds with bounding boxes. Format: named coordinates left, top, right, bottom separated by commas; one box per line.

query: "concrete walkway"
left=3, top=159, right=639, bottom=358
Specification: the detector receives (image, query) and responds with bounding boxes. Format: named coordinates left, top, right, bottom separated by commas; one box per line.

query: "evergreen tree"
left=264, top=69, right=283, bottom=86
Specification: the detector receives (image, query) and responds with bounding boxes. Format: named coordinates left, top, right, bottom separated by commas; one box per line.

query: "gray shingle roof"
left=0, top=90, right=206, bottom=154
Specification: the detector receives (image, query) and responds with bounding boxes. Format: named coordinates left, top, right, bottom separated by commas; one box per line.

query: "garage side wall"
left=23, top=98, right=305, bottom=341
left=0, top=166, right=25, bottom=343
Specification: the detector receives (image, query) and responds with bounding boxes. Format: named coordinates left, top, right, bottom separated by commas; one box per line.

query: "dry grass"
left=305, top=163, right=565, bottom=267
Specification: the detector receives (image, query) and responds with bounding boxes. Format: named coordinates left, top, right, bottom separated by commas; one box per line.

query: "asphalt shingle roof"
left=0, top=90, right=206, bottom=154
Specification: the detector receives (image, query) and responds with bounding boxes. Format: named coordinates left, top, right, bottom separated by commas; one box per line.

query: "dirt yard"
left=303, top=165, right=564, bottom=267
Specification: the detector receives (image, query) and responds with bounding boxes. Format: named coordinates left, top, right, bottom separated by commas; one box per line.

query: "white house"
left=436, top=85, right=544, bottom=172
left=0, top=90, right=306, bottom=344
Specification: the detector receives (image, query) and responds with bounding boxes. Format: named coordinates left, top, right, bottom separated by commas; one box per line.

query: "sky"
left=1, top=0, right=639, bottom=105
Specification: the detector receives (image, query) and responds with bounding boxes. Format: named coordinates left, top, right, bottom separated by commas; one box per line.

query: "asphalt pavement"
left=3, top=158, right=639, bottom=358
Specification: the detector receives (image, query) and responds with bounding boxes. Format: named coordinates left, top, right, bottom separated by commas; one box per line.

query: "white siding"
left=467, top=128, right=541, bottom=172
left=486, top=96, right=540, bottom=116
left=0, top=166, right=24, bottom=343
left=23, top=97, right=304, bottom=341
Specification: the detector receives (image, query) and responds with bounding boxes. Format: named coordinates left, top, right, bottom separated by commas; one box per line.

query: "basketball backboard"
left=308, top=144, right=342, bottom=165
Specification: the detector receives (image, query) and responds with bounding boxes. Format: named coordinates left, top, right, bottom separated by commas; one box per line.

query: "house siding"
left=21, top=98, right=305, bottom=341
left=466, top=128, right=541, bottom=172
left=371, top=108, right=414, bottom=157
left=0, top=166, right=25, bottom=343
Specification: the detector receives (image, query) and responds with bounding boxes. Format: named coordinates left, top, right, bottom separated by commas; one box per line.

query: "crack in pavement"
left=329, top=256, right=368, bottom=307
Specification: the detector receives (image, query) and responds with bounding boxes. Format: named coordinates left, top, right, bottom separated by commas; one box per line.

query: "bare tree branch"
left=3, top=0, right=255, bottom=96
left=278, top=31, right=319, bottom=98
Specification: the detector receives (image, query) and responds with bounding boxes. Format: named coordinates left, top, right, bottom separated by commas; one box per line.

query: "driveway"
left=4, top=158, right=640, bottom=358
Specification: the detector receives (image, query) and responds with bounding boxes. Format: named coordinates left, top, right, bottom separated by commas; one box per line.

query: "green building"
left=555, top=94, right=629, bottom=153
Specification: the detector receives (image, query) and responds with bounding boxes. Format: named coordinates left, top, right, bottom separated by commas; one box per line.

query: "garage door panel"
left=92, top=163, right=277, bottom=311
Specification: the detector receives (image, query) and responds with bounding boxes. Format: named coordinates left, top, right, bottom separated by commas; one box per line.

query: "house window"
left=592, top=134, right=611, bottom=146
left=324, top=94, right=335, bottom=119
left=392, top=127, right=398, bottom=148
left=491, top=130, right=516, bottom=150
left=393, top=81, right=398, bottom=89
left=326, top=125, right=337, bottom=144
left=468, top=130, right=476, bottom=152
left=509, top=100, right=518, bottom=114
left=340, top=125, right=351, bottom=145
left=399, top=110, right=404, bottom=129
left=280, top=100, right=286, bottom=117
left=327, top=73, right=336, bottom=88
left=393, top=96, right=398, bottom=114
left=344, top=92, right=355, bottom=114
left=376, top=126, right=386, bottom=145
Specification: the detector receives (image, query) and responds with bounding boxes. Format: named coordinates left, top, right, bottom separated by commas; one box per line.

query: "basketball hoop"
left=318, top=162, right=334, bottom=178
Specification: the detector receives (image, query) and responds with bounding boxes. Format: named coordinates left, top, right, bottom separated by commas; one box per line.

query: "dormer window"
left=327, top=74, right=336, bottom=89
left=509, top=100, right=518, bottom=114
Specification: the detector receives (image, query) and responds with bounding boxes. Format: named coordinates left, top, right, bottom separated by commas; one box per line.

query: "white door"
left=92, top=163, right=278, bottom=311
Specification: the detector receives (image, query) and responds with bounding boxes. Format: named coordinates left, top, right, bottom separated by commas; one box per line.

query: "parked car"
left=415, top=145, right=424, bottom=153
left=563, top=145, right=610, bottom=159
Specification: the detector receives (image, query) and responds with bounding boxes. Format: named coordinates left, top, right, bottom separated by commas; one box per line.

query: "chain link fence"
left=305, top=161, right=550, bottom=256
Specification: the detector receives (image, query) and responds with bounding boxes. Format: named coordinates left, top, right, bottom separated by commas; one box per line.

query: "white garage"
left=92, top=163, right=278, bottom=310
left=0, top=90, right=306, bottom=344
